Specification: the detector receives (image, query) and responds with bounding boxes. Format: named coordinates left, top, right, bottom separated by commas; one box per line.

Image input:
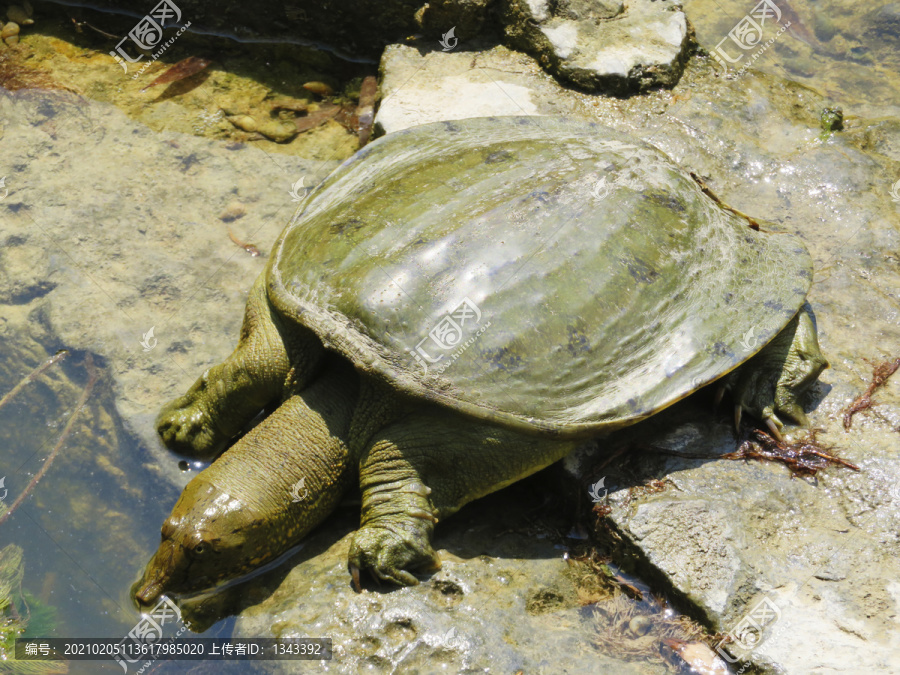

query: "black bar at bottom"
left=15, top=638, right=332, bottom=661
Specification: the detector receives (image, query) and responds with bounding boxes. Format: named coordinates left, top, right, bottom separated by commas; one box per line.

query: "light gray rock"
left=501, top=0, right=695, bottom=92
left=374, top=42, right=585, bottom=136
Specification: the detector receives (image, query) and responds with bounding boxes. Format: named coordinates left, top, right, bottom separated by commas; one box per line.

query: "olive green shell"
left=268, top=116, right=812, bottom=438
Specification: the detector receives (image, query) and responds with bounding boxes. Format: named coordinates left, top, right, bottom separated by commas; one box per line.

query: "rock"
left=229, top=490, right=666, bottom=674
left=1, top=20, right=18, bottom=45
left=218, top=200, right=246, bottom=222
left=226, top=114, right=257, bottom=132
left=629, top=615, right=653, bottom=636
left=374, top=42, right=587, bottom=136
left=256, top=119, right=299, bottom=143
left=868, top=3, right=900, bottom=42
left=500, top=0, right=695, bottom=92
left=6, top=4, right=31, bottom=25
left=302, top=81, right=334, bottom=97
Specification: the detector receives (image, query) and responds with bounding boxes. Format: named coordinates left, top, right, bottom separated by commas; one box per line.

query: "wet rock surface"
left=2, top=1, right=899, bottom=671
left=231, top=487, right=668, bottom=675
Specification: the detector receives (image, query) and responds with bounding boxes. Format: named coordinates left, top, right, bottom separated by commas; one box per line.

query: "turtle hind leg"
left=157, top=272, right=323, bottom=459
left=347, top=406, right=576, bottom=587
left=728, top=303, right=829, bottom=439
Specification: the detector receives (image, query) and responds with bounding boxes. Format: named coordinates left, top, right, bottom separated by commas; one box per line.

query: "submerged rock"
left=0, top=89, right=337, bottom=489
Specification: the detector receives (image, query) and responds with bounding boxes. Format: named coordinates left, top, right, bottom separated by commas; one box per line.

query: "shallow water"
left=685, top=0, right=900, bottom=115
left=0, top=0, right=896, bottom=673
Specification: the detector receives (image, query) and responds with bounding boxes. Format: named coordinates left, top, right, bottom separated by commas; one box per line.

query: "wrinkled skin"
left=135, top=279, right=827, bottom=605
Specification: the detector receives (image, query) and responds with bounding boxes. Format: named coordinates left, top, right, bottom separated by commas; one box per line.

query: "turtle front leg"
left=157, top=273, right=323, bottom=459
left=727, top=303, right=829, bottom=439
left=348, top=409, right=576, bottom=586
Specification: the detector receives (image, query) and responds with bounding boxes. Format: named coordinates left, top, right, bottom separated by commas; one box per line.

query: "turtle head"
left=133, top=477, right=271, bottom=607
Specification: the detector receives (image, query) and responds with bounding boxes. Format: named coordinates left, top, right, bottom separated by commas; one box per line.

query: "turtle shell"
left=268, top=116, right=813, bottom=438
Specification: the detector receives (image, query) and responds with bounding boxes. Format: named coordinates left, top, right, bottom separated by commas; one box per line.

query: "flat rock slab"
left=375, top=42, right=585, bottom=136
left=376, top=42, right=900, bottom=673
left=230, top=495, right=668, bottom=675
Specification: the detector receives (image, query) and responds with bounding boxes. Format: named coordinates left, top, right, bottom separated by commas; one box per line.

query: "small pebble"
left=628, top=615, right=653, bottom=636
left=1, top=21, right=19, bottom=41
left=303, top=81, right=334, bottom=97
left=271, top=97, right=309, bottom=113
left=219, top=201, right=246, bottom=222
left=257, top=120, right=299, bottom=143
left=227, top=114, right=257, bottom=133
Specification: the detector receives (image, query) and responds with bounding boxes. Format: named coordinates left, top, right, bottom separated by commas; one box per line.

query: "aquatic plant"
left=0, top=542, right=67, bottom=674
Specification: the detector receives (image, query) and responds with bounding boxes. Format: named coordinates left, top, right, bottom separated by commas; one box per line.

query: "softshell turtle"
left=134, top=116, right=828, bottom=605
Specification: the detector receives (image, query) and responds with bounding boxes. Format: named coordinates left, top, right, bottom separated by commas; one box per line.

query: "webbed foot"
left=348, top=522, right=441, bottom=587
left=157, top=372, right=228, bottom=458
left=728, top=304, right=828, bottom=439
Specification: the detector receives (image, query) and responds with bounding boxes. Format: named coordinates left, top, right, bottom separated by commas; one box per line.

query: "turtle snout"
left=133, top=539, right=180, bottom=608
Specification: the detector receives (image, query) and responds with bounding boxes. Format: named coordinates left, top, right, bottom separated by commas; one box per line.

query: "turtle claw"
left=734, top=404, right=742, bottom=432
left=765, top=415, right=784, bottom=441
left=714, top=385, right=726, bottom=409
left=349, top=563, right=362, bottom=592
